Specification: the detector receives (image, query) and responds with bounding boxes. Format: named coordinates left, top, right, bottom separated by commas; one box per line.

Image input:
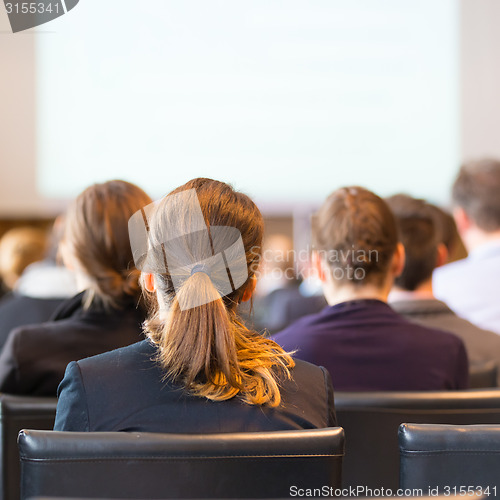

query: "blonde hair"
left=63, top=180, right=152, bottom=310
left=0, top=227, right=48, bottom=289
left=143, top=178, right=294, bottom=407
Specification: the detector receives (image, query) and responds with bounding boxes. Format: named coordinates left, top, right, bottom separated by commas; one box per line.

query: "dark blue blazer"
left=54, top=340, right=337, bottom=432
left=272, top=299, right=469, bottom=391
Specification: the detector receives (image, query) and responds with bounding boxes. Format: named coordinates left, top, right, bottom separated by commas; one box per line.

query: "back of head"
left=313, top=186, right=398, bottom=288
left=452, top=158, right=500, bottom=232
left=140, top=178, right=294, bottom=407
left=0, top=227, right=48, bottom=290
left=386, top=194, right=438, bottom=291
left=63, top=180, right=152, bottom=310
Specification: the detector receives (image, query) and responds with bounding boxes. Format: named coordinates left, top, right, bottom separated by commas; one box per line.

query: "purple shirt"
left=272, top=299, right=469, bottom=391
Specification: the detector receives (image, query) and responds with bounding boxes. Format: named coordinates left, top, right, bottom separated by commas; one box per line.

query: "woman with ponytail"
left=54, top=178, right=336, bottom=432
left=0, top=180, right=152, bottom=395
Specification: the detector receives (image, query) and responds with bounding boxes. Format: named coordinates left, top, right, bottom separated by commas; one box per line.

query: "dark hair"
left=143, top=178, right=294, bottom=406
left=63, top=180, right=152, bottom=310
left=386, top=194, right=438, bottom=291
left=426, top=204, right=468, bottom=263
left=312, top=186, right=398, bottom=286
left=452, top=158, right=500, bottom=232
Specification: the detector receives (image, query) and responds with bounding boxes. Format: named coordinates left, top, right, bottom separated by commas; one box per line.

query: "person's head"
left=0, top=227, right=49, bottom=290
left=452, top=159, right=500, bottom=248
left=312, top=186, right=404, bottom=303
left=140, top=178, right=294, bottom=406
left=426, top=204, right=467, bottom=263
left=386, top=194, right=446, bottom=291
left=60, top=180, right=152, bottom=310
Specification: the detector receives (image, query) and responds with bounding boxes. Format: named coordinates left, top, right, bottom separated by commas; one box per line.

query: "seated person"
left=273, top=186, right=468, bottom=391
left=434, top=159, right=500, bottom=334
left=0, top=180, right=152, bottom=396
left=0, top=218, right=78, bottom=350
left=387, top=194, right=500, bottom=385
left=250, top=234, right=325, bottom=334
left=54, top=178, right=336, bottom=432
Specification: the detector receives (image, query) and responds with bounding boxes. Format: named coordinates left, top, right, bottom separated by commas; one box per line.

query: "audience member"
left=0, top=180, right=151, bottom=396
left=434, top=159, right=500, bottom=334
left=251, top=234, right=325, bottom=334
left=0, top=226, right=48, bottom=292
left=0, top=217, right=78, bottom=350
left=387, top=194, right=500, bottom=385
left=273, top=186, right=468, bottom=391
left=54, top=178, right=336, bottom=432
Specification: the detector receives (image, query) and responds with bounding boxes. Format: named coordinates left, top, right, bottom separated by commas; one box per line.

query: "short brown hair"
left=452, top=158, right=500, bottom=231
left=313, top=186, right=398, bottom=286
left=386, top=194, right=438, bottom=291
left=63, top=180, right=152, bottom=309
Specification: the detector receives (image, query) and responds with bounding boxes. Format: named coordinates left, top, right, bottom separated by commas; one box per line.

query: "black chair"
left=469, top=360, right=498, bottom=389
left=399, top=423, right=500, bottom=491
left=335, top=389, right=500, bottom=491
left=18, top=427, right=345, bottom=499
left=0, top=395, right=57, bottom=500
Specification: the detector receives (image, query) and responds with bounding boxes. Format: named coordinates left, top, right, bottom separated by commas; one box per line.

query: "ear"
left=241, top=275, right=257, bottom=303
left=435, top=243, right=448, bottom=267
left=312, top=250, right=328, bottom=283
left=391, top=242, right=406, bottom=278
left=453, top=207, right=471, bottom=235
left=143, top=273, right=156, bottom=293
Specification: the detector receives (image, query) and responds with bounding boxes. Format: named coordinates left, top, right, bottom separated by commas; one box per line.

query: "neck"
left=462, top=227, right=500, bottom=253
left=323, top=283, right=389, bottom=307
left=391, top=279, right=435, bottom=300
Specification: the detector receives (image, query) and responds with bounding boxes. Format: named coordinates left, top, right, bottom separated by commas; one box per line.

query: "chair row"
left=17, top=423, right=500, bottom=498
left=3, top=389, right=500, bottom=499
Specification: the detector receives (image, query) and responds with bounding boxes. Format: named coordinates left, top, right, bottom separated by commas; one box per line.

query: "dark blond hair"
left=313, top=186, right=398, bottom=286
left=63, top=180, right=152, bottom=309
left=0, top=227, right=48, bottom=289
left=143, top=178, right=294, bottom=406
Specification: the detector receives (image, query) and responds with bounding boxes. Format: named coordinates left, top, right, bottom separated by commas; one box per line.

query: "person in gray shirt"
left=387, top=194, right=500, bottom=386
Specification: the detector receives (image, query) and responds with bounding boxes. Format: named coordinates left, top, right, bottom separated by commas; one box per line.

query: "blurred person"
left=55, top=178, right=336, bottom=432
left=251, top=234, right=325, bottom=334
left=273, top=187, right=468, bottom=391
left=387, top=194, right=500, bottom=385
left=0, top=226, right=48, bottom=292
left=434, top=159, right=500, bottom=334
left=0, top=180, right=151, bottom=395
left=0, top=217, right=78, bottom=350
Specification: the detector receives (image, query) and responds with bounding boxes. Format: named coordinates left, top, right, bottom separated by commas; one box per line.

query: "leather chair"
left=335, top=389, right=500, bottom=491
left=18, top=427, right=345, bottom=499
left=469, top=360, right=498, bottom=389
left=0, top=395, right=57, bottom=500
left=399, top=423, right=500, bottom=491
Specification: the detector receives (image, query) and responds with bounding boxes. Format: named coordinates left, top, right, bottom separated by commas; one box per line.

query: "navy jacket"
left=272, top=299, right=469, bottom=391
left=54, top=340, right=337, bottom=432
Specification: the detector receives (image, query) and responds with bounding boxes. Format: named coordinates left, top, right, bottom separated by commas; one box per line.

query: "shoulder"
left=77, top=339, right=157, bottom=374
left=272, top=310, right=324, bottom=344
left=433, top=258, right=470, bottom=288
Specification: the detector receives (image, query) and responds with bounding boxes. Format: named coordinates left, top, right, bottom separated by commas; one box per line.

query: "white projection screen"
left=36, top=0, right=459, bottom=210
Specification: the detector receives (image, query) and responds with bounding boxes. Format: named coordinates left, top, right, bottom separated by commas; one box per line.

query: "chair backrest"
left=469, top=360, right=498, bottom=389
left=18, top=427, right=345, bottom=499
left=0, top=394, right=57, bottom=500
left=399, top=423, right=500, bottom=491
left=335, top=389, right=500, bottom=491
